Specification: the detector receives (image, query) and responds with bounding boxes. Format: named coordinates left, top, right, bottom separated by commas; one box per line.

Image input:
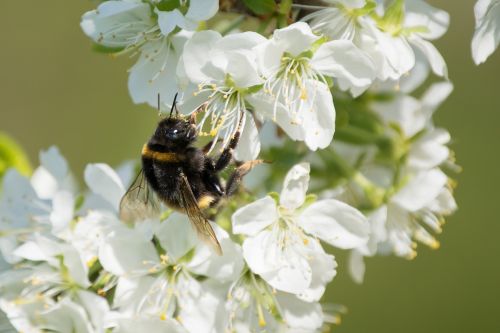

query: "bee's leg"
left=225, top=160, right=264, bottom=197
left=214, top=131, right=241, bottom=172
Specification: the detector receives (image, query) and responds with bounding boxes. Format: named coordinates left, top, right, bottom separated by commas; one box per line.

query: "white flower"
left=81, top=2, right=196, bottom=107
left=232, top=163, right=369, bottom=299
left=348, top=168, right=457, bottom=283
left=226, top=274, right=324, bottom=332
left=304, top=0, right=449, bottom=79
left=0, top=147, right=76, bottom=263
left=472, top=0, right=500, bottom=64
left=370, top=81, right=454, bottom=171
left=99, top=213, right=243, bottom=331
left=178, top=31, right=266, bottom=160
left=249, top=22, right=374, bottom=151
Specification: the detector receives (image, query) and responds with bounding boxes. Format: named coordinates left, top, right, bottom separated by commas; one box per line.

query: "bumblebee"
left=120, top=97, right=262, bottom=255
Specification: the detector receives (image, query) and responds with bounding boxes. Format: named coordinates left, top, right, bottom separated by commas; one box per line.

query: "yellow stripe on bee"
left=198, top=195, right=215, bottom=209
left=142, top=144, right=181, bottom=163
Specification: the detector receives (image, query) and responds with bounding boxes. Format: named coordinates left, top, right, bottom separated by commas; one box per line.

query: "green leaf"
left=156, top=0, right=181, bottom=12
left=0, top=132, right=31, bottom=180
left=242, top=0, right=276, bottom=16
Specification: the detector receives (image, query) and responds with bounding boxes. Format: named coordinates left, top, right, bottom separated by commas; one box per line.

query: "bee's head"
left=151, top=116, right=197, bottom=148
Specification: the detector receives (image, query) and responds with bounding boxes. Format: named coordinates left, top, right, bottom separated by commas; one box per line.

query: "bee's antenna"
left=169, top=92, right=179, bottom=118
left=157, top=93, right=161, bottom=116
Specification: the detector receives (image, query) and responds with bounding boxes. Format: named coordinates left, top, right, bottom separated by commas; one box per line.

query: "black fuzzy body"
left=141, top=117, right=224, bottom=210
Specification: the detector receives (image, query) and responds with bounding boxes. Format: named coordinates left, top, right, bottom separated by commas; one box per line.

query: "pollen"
left=300, top=88, right=308, bottom=100
left=160, top=313, right=167, bottom=321
left=430, top=240, right=441, bottom=250
left=97, top=289, right=106, bottom=297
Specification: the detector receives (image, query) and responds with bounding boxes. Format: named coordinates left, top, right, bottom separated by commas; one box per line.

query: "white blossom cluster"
left=0, top=0, right=479, bottom=332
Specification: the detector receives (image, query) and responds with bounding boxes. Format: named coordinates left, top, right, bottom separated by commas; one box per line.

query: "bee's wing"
left=119, top=169, right=162, bottom=223
left=178, top=172, right=223, bottom=256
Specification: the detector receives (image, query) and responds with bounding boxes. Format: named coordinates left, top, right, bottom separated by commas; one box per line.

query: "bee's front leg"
left=225, top=160, right=264, bottom=197
left=214, top=131, right=241, bottom=172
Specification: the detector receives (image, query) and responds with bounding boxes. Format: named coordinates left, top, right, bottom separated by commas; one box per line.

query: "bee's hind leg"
left=225, top=160, right=264, bottom=197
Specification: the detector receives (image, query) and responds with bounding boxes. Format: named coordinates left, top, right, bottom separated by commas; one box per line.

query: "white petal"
left=371, top=95, right=425, bottom=137
left=348, top=250, right=366, bottom=284
left=234, top=113, right=261, bottom=161
left=280, top=163, right=310, bottom=211
left=218, top=51, right=263, bottom=88
left=76, top=291, right=109, bottom=331
left=38, top=299, right=93, bottom=333
left=181, top=30, right=221, bottom=84
left=405, top=0, right=450, bottom=40
left=247, top=93, right=305, bottom=142
left=300, top=79, right=336, bottom=150
left=409, top=128, right=450, bottom=170
left=156, top=8, right=186, bottom=36
left=232, top=196, right=278, bottom=236
left=297, top=242, right=336, bottom=302
left=84, top=163, right=125, bottom=211
left=99, top=229, right=158, bottom=275
left=254, top=39, right=286, bottom=78
left=391, top=169, right=448, bottom=212
left=40, top=146, right=69, bottom=180
left=409, top=36, right=448, bottom=78
left=311, top=40, right=375, bottom=91
left=80, top=2, right=152, bottom=47
left=472, top=0, right=500, bottom=64
left=242, top=230, right=312, bottom=294
left=129, top=38, right=181, bottom=107
left=273, top=22, right=320, bottom=57
left=154, top=212, right=197, bottom=261
left=188, top=224, right=244, bottom=282
left=50, top=191, right=75, bottom=234
left=276, top=293, right=324, bottom=330
left=298, top=199, right=369, bottom=249
left=421, top=81, right=454, bottom=113
left=186, top=0, right=219, bottom=21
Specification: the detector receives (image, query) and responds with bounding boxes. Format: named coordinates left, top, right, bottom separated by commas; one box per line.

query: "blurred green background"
left=0, top=1, right=499, bottom=332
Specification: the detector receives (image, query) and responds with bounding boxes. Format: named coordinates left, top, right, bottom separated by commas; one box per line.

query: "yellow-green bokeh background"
left=1, top=1, right=499, bottom=332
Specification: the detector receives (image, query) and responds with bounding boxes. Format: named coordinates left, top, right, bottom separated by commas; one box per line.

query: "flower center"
left=193, top=83, right=246, bottom=153
left=264, top=53, right=326, bottom=122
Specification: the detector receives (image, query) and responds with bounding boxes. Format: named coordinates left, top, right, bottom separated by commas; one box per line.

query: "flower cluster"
left=0, top=0, right=475, bottom=331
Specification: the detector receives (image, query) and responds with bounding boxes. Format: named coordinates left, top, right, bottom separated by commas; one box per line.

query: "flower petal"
left=128, top=38, right=181, bottom=107
left=84, top=163, right=125, bottom=211
left=409, top=36, right=448, bottom=78
left=298, top=199, right=369, bottom=249
left=81, top=2, right=152, bottom=47
left=391, top=169, right=448, bottom=212
left=234, top=113, right=261, bottom=161
left=232, top=196, right=278, bottom=236
left=311, top=40, right=375, bottom=92
left=181, top=30, right=221, bottom=84
left=276, top=292, right=324, bottom=330
left=242, top=230, right=312, bottom=294
left=280, top=163, right=310, bottom=210
left=189, top=223, right=244, bottom=281
left=156, top=9, right=186, bottom=36
left=472, top=0, right=500, bottom=64
left=186, top=0, right=219, bottom=21
left=300, top=79, right=336, bottom=150
left=273, top=22, right=320, bottom=57
left=99, top=228, right=158, bottom=275
left=154, top=212, right=197, bottom=261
